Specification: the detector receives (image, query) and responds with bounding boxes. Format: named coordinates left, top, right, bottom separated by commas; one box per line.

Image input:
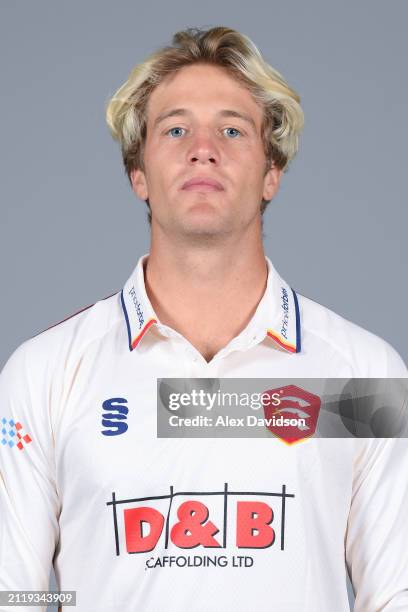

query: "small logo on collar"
left=128, top=286, right=145, bottom=329
left=280, top=287, right=290, bottom=340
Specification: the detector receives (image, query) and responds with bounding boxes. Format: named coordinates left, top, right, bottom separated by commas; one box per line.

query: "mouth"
left=181, top=177, right=224, bottom=192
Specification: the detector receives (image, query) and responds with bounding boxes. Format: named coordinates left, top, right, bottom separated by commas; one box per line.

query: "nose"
left=187, top=129, right=220, bottom=165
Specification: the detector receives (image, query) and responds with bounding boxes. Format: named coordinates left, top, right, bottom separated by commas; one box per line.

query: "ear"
left=262, top=164, right=283, bottom=201
left=130, top=168, right=149, bottom=200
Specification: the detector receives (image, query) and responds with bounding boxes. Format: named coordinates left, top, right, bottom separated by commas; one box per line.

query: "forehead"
left=146, top=63, right=263, bottom=125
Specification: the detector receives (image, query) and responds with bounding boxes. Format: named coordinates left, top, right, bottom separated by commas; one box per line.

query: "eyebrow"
left=153, top=108, right=257, bottom=131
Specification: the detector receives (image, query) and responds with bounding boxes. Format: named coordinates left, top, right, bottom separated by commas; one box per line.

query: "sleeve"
left=0, top=340, right=60, bottom=609
left=345, top=438, right=408, bottom=610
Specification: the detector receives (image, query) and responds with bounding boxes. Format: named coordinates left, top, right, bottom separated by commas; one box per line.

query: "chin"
left=178, top=219, right=231, bottom=240
left=178, top=204, right=224, bottom=228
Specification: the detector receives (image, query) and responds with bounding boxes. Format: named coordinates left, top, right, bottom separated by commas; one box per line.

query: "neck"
left=144, top=224, right=268, bottom=361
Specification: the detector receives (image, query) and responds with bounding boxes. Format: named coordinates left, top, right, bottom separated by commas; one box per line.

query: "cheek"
left=237, top=157, right=266, bottom=191
left=143, top=153, right=170, bottom=192
left=229, top=143, right=265, bottom=170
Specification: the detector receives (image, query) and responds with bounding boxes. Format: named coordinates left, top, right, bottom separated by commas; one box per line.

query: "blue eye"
left=167, top=127, right=185, bottom=137
left=224, top=127, right=241, bottom=138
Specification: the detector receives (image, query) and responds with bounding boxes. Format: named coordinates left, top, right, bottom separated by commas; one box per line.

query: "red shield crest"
left=262, top=385, right=321, bottom=445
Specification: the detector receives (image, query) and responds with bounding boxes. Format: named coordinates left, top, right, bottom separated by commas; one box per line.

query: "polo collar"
left=121, top=254, right=158, bottom=351
left=121, top=254, right=301, bottom=354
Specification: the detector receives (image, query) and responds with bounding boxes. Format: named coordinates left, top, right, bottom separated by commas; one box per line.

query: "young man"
left=0, top=27, right=407, bottom=612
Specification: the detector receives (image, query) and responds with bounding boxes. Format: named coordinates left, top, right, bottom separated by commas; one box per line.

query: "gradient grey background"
left=1, top=1, right=407, bottom=610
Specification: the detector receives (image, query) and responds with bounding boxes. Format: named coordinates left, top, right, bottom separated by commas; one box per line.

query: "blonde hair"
left=105, top=26, right=304, bottom=214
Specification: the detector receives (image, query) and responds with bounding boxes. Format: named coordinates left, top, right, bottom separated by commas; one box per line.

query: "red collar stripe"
left=131, top=318, right=157, bottom=349
left=266, top=329, right=297, bottom=353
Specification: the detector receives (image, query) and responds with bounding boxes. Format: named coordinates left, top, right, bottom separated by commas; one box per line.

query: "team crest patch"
left=1, top=418, right=32, bottom=450
left=262, top=385, right=321, bottom=445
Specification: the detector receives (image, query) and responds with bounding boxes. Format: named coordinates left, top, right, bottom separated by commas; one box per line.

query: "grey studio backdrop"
left=1, top=1, right=407, bottom=611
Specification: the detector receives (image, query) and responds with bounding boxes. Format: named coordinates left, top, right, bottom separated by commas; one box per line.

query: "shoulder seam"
left=297, top=291, right=388, bottom=373
left=297, top=292, right=357, bottom=369
left=302, top=324, right=356, bottom=371
left=31, top=291, right=119, bottom=339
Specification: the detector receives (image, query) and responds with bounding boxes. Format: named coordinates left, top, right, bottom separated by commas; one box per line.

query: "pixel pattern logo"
left=1, top=417, right=32, bottom=450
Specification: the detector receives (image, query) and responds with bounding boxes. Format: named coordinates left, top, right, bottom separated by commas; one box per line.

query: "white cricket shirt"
left=0, top=254, right=407, bottom=612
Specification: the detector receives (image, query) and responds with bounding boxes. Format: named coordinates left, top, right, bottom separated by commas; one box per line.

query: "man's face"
left=131, top=63, right=282, bottom=239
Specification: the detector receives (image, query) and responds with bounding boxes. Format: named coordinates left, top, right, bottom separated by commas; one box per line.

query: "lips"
left=181, top=177, right=224, bottom=191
